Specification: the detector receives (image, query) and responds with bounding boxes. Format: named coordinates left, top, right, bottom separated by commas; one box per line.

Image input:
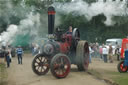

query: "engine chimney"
left=48, top=6, right=55, bottom=34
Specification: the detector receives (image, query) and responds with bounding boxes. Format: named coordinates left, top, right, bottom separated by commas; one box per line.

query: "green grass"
left=0, top=63, right=7, bottom=85
left=114, top=77, right=128, bottom=85
left=102, top=70, right=128, bottom=85
left=89, top=69, right=128, bottom=85
left=110, top=72, right=128, bottom=85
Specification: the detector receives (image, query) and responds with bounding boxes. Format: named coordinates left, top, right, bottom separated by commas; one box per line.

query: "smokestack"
left=48, top=6, right=55, bottom=34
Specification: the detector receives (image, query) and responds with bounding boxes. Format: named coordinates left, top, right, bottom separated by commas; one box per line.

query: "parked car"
left=106, top=38, right=122, bottom=48
left=105, top=38, right=122, bottom=54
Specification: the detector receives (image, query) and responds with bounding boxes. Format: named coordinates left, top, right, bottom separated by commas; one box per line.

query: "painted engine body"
left=41, top=34, right=73, bottom=57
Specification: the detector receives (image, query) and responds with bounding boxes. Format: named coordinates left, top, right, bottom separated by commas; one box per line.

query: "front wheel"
left=117, top=60, right=128, bottom=73
left=50, top=53, right=71, bottom=79
left=32, top=54, right=50, bottom=75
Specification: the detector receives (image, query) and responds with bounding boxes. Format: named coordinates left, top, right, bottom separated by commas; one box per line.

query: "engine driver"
left=66, top=26, right=72, bottom=34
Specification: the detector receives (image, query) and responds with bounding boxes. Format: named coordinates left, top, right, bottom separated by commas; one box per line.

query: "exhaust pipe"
left=48, top=6, right=55, bottom=34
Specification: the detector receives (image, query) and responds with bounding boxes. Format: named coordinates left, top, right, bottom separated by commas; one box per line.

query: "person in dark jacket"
left=115, top=45, right=120, bottom=61
left=5, top=50, right=11, bottom=68
left=16, top=46, right=23, bottom=64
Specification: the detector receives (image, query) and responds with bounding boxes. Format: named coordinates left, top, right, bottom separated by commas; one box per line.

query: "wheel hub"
left=39, top=62, right=44, bottom=66
left=60, top=64, right=64, bottom=69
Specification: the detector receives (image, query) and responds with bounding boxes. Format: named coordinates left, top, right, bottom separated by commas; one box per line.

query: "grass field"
left=89, top=68, right=128, bottom=85
left=88, top=58, right=128, bottom=85
left=109, top=71, right=128, bottom=85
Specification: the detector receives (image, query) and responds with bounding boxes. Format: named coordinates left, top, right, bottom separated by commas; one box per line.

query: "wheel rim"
left=83, top=42, right=89, bottom=70
left=120, top=61, right=127, bottom=72
left=52, top=56, right=70, bottom=78
left=33, top=55, right=49, bottom=75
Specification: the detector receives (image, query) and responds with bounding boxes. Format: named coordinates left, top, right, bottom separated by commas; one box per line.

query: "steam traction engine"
left=32, top=6, right=89, bottom=78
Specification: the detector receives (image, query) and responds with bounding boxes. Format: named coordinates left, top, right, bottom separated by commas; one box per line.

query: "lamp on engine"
left=32, top=6, right=89, bottom=79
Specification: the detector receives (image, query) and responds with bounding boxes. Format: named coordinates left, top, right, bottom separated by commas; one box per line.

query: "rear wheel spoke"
left=36, top=66, right=40, bottom=70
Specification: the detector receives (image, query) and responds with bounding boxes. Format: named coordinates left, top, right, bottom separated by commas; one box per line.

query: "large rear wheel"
left=32, top=54, right=50, bottom=75
left=50, top=53, right=71, bottom=79
left=117, top=60, right=128, bottom=73
left=76, top=41, right=89, bottom=71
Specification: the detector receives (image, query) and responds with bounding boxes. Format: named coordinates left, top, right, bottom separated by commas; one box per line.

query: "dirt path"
left=7, top=54, right=109, bottom=85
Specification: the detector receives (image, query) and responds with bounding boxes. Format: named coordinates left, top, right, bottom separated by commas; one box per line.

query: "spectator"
left=108, top=45, right=113, bottom=63
left=33, top=44, right=40, bottom=56
left=95, top=42, right=100, bottom=58
left=89, top=46, right=93, bottom=63
left=4, top=47, right=12, bottom=68
left=5, top=51, right=10, bottom=67
left=92, top=43, right=99, bottom=58
left=16, top=45, right=23, bottom=64
left=102, top=45, right=108, bottom=63
left=115, top=45, right=120, bottom=61
left=90, top=43, right=94, bottom=57
left=99, top=45, right=103, bottom=60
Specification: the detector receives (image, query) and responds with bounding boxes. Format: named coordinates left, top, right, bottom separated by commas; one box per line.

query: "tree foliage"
left=0, top=0, right=128, bottom=44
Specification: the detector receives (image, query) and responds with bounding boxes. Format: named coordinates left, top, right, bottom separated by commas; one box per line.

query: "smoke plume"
left=0, top=0, right=128, bottom=47
left=0, top=25, right=18, bottom=45
left=53, top=0, right=128, bottom=26
left=0, top=1, right=47, bottom=47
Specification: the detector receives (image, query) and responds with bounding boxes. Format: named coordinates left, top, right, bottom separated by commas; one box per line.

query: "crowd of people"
left=0, top=45, right=24, bottom=68
left=89, top=42, right=121, bottom=63
left=0, top=43, right=41, bottom=68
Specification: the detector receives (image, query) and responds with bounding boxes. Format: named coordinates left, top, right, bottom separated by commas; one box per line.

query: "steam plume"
left=53, top=0, right=128, bottom=26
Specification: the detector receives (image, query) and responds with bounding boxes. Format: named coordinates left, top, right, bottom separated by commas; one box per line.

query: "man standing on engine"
left=16, top=45, right=23, bottom=64
left=66, top=26, right=72, bottom=34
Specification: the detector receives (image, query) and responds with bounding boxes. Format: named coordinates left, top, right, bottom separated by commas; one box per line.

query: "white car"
left=105, top=38, right=122, bottom=54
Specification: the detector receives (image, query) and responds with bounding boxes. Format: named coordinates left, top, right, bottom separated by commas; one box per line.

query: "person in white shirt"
left=89, top=46, right=94, bottom=63
left=102, top=45, right=108, bottom=63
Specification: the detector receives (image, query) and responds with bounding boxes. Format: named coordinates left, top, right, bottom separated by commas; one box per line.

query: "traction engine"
left=32, top=6, right=89, bottom=78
